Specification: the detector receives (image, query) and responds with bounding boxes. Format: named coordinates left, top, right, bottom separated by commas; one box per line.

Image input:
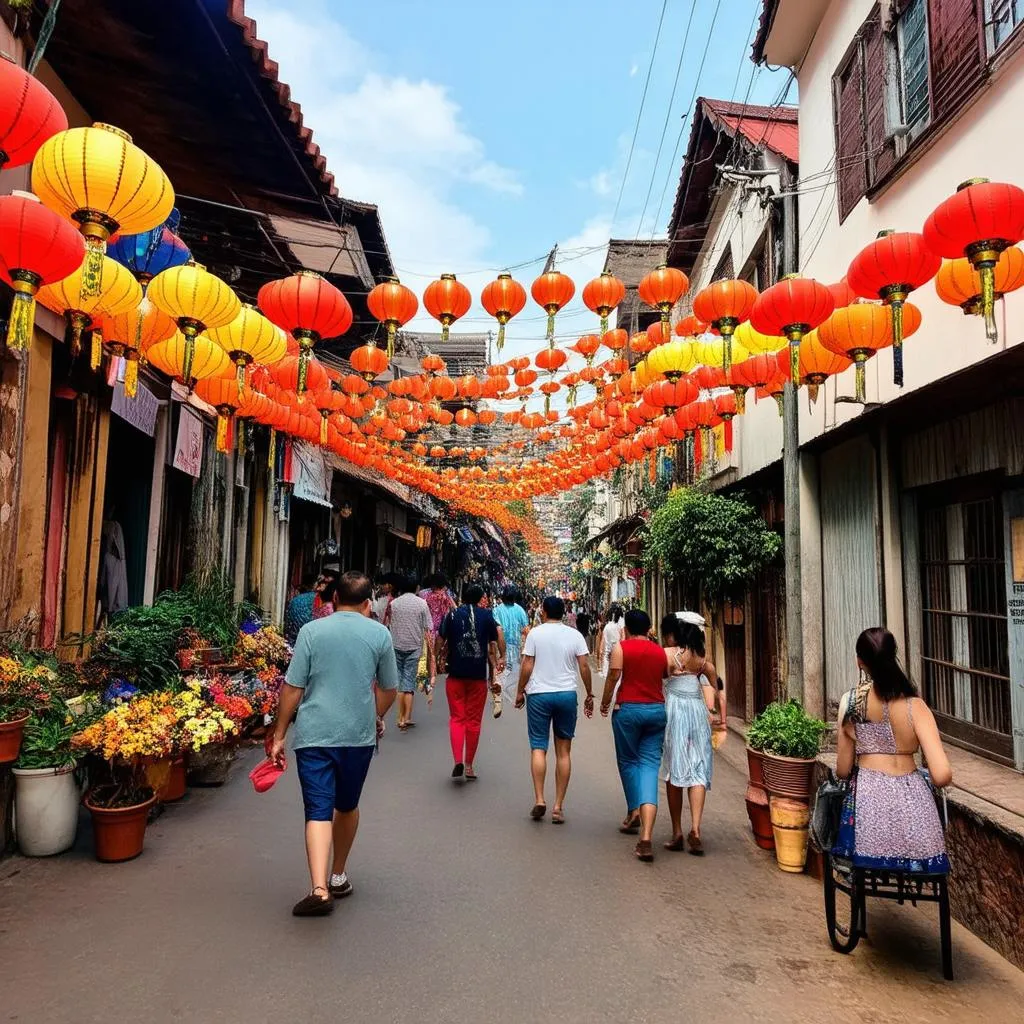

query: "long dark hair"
left=856, top=627, right=917, bottom=700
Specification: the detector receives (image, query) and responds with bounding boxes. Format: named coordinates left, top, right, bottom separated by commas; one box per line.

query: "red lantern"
left=750, top=275, right=834, bottom=384
left=423, top=273, right=471, bottom=342
left=480, top=273, right=527, bottom=352
left=674, top=314, right=707, bottom=339
left=367, top=277, right=418, bottom=358
left=350, top=342, right=390, bottom=382
left=924, top=178, right=1024, bottom=343
left=638, top=264, right=689, bottom=344
left=582, top=270, right=626, bottom=336
left=535, top=347, right=568, bottom=374
left=729, top=353, right=782, bottom=415
left=601, top=328, right=628, bottom=352
left=692, top=279, right=758, bottom=372
left=271, top=354, right=329, bottom=396
left=258, top=271, right=352, bottom=392
left=643, top=377, right=698, bottom=413
left=847, top=230, right=939, bottom=386
left=574, top=334, right=601, bottom=365
left=827, top=278, right=858, bottom=309
left=714, top=393, right=738, bottom=453
left=531, top=270, right=575, bottom=345
left=0, top=192, right=85, bottom=350
left=0, top=62, right=67, bottom=170
left=457, top=374, right=482, bottom=400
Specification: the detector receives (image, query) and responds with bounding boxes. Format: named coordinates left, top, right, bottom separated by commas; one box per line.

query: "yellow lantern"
left=692, top=335, right=750, bottom=368
left=147, top=261, right=241, bottom=385
left=733, top=320, right=785, bottom=355
left=101, top=298, right=177, bottom=397
left=645, top=339, right=696, bottom=381
left=146, top=332, right=230, bottom=389
left=37, top=253, right=142, bottom=368
left=31, top=123, right=174, bottom=299
left=206, top=304, right=288, bottom=389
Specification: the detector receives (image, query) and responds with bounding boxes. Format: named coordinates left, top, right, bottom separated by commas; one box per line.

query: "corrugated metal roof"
left=267, top=215, right=374, bottom=286
left=702, top=99, right=798, bottom=163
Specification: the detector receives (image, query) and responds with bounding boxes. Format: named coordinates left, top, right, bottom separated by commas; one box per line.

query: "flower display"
left=237, top=625, right=290, bottom=671
left=0, top=653, right=58, bottom=719
left=172, top=680, right=244, bottom=753
left=72, top=693, right=178, bottom=761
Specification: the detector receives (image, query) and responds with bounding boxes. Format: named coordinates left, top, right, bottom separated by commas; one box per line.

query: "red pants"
left=446, top=677, right=488, bottom=765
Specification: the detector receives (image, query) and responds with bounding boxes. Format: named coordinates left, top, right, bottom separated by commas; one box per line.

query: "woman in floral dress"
left=422, top=573, right=456, bottom=673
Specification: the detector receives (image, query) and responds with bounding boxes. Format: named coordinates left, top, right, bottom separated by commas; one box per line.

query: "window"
left=895, top=0, right=930, bottom=139
left=988, top=0, right=1024, bottom=51
left=919, top=492, right=1013, bottom=762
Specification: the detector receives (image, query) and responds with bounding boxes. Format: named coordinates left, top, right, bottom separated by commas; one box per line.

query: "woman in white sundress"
left=660, top=615, right=717, bottom=855
left=598, top=605, right=625, bottom=679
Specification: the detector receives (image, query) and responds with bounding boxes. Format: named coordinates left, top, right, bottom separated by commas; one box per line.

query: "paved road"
left=2, top=689, right=1023, bottom=1023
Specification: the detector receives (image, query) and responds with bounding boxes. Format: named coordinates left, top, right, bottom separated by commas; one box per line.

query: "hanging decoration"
left=146, top=331, right=230, bottom=389
left=749, top=275, right=834, bottom=384
left=207, top=304, right=287, bottom=391
left=923, top=178, right=1024, bottom=343
left=32, top=123, right=173, bottom=298
left=257, top=270, right=351, bottom=392
left=846, top=229, right=939, bottom=386
left=423, top=273, right=472, bottom=343
left=101, top=299, right=176, bottom=397
left=817, top=302, right=895, bottom=403
left=935, top=247, right=1024, bottom=315
left=0, top=191, right=85, bottom=351
left=480, top=273, right=527, bottom=351
left=692, top=278, right=758, bottom=372
left=107, top=215, right=191, bottom=285
left=367, top=277, right=418, bottom=358
left=582, top=270, right=626, bottom=338
left=0, top=60, right=67, bottom=170
left=638, top=264, right=689, bottom=342
left=531, top=269, right=575, bottom=346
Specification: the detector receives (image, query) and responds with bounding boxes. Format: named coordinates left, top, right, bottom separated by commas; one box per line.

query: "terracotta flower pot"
left=0, top=712, right=31, bottom=764
left=770, top=796, right=810, bottom=873
left=761, top=752, right=816, bottom=801
left=163, top=757, right=187, bottom=802
left=746, top=746, right=767, bottom=789
left=85, top=792, right=156, bottom=862
left=745, top=786, right=775, bottom=850
left=143, top=756, right=186, bottom=802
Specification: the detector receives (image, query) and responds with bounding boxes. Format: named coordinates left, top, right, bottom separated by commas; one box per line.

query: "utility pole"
left=543, top=244, right=558, bottom=273
left=780, top=164, right=804, bottom=703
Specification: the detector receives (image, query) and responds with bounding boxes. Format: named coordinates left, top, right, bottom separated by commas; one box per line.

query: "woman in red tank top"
left=600, top=609, right=668, bottom=861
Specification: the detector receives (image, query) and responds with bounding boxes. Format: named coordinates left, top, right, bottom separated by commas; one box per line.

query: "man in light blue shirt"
left=269, top=571, right=398, bottom=917
left=492, top=587, right=530, bottom=716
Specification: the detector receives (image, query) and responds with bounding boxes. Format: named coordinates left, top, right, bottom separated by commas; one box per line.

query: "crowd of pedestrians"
left=272, top=570, right=951, bottom=921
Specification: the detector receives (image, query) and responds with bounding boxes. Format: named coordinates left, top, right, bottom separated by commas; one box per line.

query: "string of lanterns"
left=3, top=61, right=1024, bottom=546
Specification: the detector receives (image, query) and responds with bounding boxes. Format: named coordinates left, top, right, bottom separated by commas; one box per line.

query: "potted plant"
left=71, top=694, right=176, bottom=861
left=0, top=655, right=54, bottom=763
left=176, top=680, right=246, bottom=786
left=747, top=700, right=827, bottom=800
left=12, top=698, right=82, bottom=856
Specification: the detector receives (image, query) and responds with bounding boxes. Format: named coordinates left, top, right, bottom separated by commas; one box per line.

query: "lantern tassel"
left=734, top=387, right=746, bottom=415
left=981, top=263, right=998, bottom=343
left=68, top=313, right=87, bottom=357
left=496, top=321, right=506, bottom=352
left=890, top=298, right=905, bottom=387
left=320, top=416, right=328, bottom=446
left=297, top=348, right=309, bottom=394
left=441, top=323, right=451, bottom=344
left=723, top=332, right=732, bottom=373
left=268, top=428, right=277, bottom=473
left=236, top=360, right=247, bottom=394
left=90, top=328, right=103, bottom=371
left=649, top=451, right=657, bottom=484
left=661, top=313, right=670, bottom=345
left=789, top=338, right=800, bottom=384
left=544, top=394, right=551, bottom=415
left=854, top=352, right=867, bottom=404
left=124, top=358, right=139, bottom=398
left=216, top=413, right=230, bottom=454
left=6, top=288, right=36, bottom=351
left=773, top=393, right=784, bottom=416
left=237, top=423, right=247, bottom=457
left=724, top=418, right=733, bottom=454
left=81, top=241, right=104, bottom=299
left=546, top=311, right=555, bottom=346
left=807, top=382, right=820, bottom=405
left=387, top=322, right=396, bottom=360
left=599, top=313, right=608, bottom=338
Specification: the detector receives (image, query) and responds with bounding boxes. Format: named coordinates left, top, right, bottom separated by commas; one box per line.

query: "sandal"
left=687, top=831, right=704, bottom=856
left=664, top=835, right=686, bottom=851
left=619, top=814, right=640, bottom=835
left=530, top=803, right=547, bottom=820
left=635, top=840, right=654, bottom=862
left=292, top=887, right=334, bottom=917
left=465, top=768, right=478, bottom=781
left=551, top=809, right=565, bottom=824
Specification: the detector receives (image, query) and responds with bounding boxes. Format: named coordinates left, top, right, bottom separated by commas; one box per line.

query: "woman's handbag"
left=810, top=768, right=849, bottom=852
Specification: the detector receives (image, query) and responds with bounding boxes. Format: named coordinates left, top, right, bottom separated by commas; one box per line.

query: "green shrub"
left=747, top=700, right=827, bottom=760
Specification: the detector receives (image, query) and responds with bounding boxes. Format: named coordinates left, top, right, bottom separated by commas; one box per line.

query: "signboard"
left=292, top=441, right=333, bottom=507
left=111, top=381, right=159, bottom=437
left=172, top=407, right=204, bottom=478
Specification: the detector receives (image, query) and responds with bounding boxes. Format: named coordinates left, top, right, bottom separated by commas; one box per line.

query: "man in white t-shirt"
left=515, top=596, right=593, bottom=824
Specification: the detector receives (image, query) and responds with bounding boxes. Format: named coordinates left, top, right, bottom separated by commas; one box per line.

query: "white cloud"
left=245, top=3, right=521, bottom=291
left=629, top=63, right=640, bottom=77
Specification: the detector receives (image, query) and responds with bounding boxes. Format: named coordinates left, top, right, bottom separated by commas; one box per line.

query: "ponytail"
left=856, top=627, right=917, bottom=701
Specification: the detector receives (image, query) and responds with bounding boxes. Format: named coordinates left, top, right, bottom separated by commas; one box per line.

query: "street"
left=2, top=688, right=1023, bottom=1024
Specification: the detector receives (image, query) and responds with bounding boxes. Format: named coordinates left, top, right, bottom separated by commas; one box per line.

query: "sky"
left=245, top=0, right=791, bottom=365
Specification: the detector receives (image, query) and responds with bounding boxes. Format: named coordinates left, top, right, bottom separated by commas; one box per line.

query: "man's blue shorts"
left=395, top=649, right=420, bottom=694
left=526, top=691, right=578, bottom=750
left=294, top=746, right=374, bottom=821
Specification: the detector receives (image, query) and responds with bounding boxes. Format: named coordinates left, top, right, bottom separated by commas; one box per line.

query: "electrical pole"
left=780, top=164, right=804, bottom=704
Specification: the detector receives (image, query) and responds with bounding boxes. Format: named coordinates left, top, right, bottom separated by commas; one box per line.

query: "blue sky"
left=246, top=0, right=791, bottom=356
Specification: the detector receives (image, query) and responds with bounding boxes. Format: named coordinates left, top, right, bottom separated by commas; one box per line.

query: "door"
left=723, top=599, right=746, bottom=720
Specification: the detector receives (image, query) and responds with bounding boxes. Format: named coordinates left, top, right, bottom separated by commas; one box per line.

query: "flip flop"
left=551, top=809, right=565, bottom=824
left=664, top=835, right=686, bottom=851
left=530, top=803, right=547, bottom=820
left=635, top=840, right=654, bottom=862
left=619, top=815, right=640, bottom=835
left=465, top=769, right=478, bottom=781
left=687, top=831, right=704, bottom=856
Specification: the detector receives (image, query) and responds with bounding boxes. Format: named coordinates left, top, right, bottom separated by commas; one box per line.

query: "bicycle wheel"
left=823, top=854, right=862, bottom=953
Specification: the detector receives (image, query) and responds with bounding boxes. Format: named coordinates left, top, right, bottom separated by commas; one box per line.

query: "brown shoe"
left=619, top=813, right=640, bottom=835
left=687, top=831, right=704, bottom=856
left=635, top=839, right=654, bottom=862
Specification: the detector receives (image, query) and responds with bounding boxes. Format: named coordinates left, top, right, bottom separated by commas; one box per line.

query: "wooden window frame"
left=893, top=0, right=932, bottom=145
left=832, top=31, right=869, bottom=224
left=985, top=0, right=1024, bottom=54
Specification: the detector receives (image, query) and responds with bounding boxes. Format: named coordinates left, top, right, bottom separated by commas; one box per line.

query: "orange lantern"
left=423, top=273, right=471, bottom=342
left=780, top=328, right=852, bottom=402
left=638, top=264, right=689, bottom=343
left=531, top=269, right=575, bottom=345
left=582, top=270, right=626, bottom=336
left=367, top=277, right=418, bottom=357
left=817, top=303, right=893, bottom=403
left=575, top=333, right=601, bottom=365
left=935, top=248, right=1024, bottom=316
left=601, top=327, right=628, bottom=352
left=692, top=279, right=758, bottom=372
left=480, top=272, right=527, bottom=351
left=350, top=342, right=390, bottom=382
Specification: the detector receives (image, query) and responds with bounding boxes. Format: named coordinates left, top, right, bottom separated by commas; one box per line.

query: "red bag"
left=249, top=757, right=286, bottom=793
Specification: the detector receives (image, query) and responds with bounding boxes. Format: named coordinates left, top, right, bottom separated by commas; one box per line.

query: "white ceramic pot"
left=12, top=766, right=80, bottom=856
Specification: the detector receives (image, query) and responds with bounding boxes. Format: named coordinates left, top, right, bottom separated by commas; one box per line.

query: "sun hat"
left=249, top=757, right=286, bottom=793
left=675, top=610, right=706, bottom=628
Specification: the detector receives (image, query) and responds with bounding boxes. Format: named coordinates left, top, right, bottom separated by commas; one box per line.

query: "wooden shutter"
left=862, top=11, right=898, bottom=187
left=928, top=0, right=986, bottom=122
left=834, top=40, right=868, bottom=222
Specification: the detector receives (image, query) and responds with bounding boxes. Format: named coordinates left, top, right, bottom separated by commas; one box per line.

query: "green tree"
left=644, top=488, right=780, bottom=602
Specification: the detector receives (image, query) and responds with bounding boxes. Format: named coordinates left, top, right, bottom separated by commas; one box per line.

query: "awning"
left=268, top=215, right=374, bottom=287
left=586, top=513, right=644, bottom=549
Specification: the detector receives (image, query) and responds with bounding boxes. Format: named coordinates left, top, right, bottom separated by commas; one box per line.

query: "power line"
left=609, top=0, right=670, bottom=232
